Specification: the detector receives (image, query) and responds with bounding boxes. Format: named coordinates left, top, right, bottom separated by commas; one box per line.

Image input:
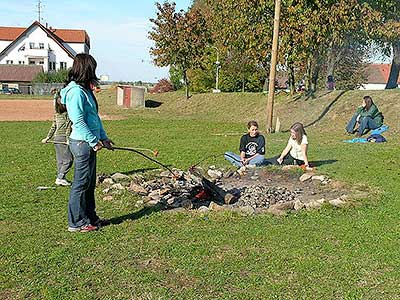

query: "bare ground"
left=0, top=100, right=119, bottom=121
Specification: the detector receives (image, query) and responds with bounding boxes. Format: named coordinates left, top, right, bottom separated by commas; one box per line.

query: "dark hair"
left=247, top=120, right=259, bottom=129
left=363, top=96, right=373, bottom=111
left=55, top=96, right=67, bottom=114
left=290, top=122, right=306, bottom=144
left=67, top=53, right=99, bottom=89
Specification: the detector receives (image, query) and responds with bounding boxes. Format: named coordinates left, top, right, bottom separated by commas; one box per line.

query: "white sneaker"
left=55, top=178, right=71, bottom=186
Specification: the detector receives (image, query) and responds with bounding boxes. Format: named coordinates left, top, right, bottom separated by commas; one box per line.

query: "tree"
left=149, top=2, right=211, bottom=99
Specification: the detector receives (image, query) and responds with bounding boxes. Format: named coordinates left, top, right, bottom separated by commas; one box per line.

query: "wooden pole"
left=266, top=0, right=281, bottom=133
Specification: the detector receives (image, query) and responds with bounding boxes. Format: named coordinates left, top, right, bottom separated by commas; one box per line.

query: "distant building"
left=0, top=21, right=90, bottom=73
left=100, top=75, right=110, bottom=82
left=360, top=64, right=400, bottom=90
left=0, top=64, right=43, bottom=93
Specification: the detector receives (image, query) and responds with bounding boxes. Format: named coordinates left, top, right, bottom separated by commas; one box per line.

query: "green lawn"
left=1, top=91, right=399, bottom=299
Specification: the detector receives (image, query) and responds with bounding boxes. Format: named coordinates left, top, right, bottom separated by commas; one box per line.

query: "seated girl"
left=265, top=122, right=310, bottom=168
left=224, top=120, right=265, bottom=168
left=346, top=96, right=383, bottom=136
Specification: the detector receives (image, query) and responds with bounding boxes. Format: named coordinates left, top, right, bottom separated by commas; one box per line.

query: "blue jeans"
left=346, top=114, right=379, bottom=135
left=68, top=139, right=99, bottom=228
left=224, top=151, right=265, bottom=168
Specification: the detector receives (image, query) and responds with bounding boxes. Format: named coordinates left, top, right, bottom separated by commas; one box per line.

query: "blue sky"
left=0, top=0, right=193, bottom=82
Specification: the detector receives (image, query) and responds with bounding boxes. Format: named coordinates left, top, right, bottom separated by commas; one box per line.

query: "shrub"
left=149, top=79, right=175, bottom=93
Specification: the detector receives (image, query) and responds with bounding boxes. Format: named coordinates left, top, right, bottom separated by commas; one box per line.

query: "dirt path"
left=0, top=100, right=117, bottom=121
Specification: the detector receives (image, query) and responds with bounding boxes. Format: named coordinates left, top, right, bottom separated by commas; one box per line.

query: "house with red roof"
left=361, top=64, right=400, bottom=90
left=0, top=21, right=90, bottom=73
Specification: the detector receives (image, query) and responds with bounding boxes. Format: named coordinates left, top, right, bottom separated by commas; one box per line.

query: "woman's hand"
left=41, top=138, right=49, bottom=144
left=102, top=139, right=114, bottom=150
left=93, top=142, right=103, bottom=152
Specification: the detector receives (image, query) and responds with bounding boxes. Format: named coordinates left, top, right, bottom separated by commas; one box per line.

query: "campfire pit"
left=98, top=166, right=356, bottom=216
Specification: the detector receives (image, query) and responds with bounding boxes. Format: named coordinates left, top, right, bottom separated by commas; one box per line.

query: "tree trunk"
left=242, top=75, right=245, bottom=92
left=311, top=63, right=320, bottom=92
left=385, top=41, right=400, bottom=89
left=288, top=64, right=295, bottom=96
left=183, top=69, right=190, bottom=99
left=305, top=56, right=312, bottom=92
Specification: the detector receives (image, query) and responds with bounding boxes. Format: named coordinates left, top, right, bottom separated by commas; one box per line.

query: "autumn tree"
left=149, top=2, right=211, bottom=99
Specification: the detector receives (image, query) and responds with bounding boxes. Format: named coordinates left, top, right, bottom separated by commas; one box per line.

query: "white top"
left=288, top=135, right=308, bottom=160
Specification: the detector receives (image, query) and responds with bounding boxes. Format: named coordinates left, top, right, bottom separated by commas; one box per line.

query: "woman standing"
left=61, top=54, right=113, bottom=233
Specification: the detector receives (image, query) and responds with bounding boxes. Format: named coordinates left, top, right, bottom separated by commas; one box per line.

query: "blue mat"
left=371, top=125, right=389, bottom=135
left=343, top=138, right=368, bottom=143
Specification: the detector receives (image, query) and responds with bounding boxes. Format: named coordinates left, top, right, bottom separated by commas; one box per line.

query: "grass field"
left=1, top=90, right=399, bottom=299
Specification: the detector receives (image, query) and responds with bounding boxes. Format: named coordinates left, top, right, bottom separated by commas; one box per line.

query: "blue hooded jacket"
left=60, top=81, right=108, bottom=147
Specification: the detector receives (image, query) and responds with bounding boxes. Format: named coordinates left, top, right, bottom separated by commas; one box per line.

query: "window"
left=60, top=62, right=67, bottom=70
left=6, top=60, right=13, bottom=64
left=49, top=62, right=56, bottom=71
left=29, top=60, right=36, bottom=65
left=18, top=61, right=25, bottom=64
left=29, top=42, right=35, bottom=49
left=39, top=43, right=44, bottom=49
left=39, top=61, right=44, bottom=65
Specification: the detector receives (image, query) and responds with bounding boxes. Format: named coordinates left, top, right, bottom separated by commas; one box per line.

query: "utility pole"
left=266, top=0, right=281, bottom=133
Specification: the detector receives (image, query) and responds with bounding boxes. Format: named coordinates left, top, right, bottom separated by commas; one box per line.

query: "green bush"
left=33, top=69, right=69, bottom=83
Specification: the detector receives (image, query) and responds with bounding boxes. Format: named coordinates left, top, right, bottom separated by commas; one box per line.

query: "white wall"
left=0, top=25, right=87, bottom=72
left=359, top=84, right=387, bottom=90
left=0, top=40, right=11, bottom=53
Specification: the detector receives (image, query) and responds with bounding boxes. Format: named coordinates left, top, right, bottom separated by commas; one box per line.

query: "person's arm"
left=301, top=143, right=309, bottom=166
left=277, top=143, right=291, bottom=164
left=65, top=89, right=98, bottom=148
left=360, top=105, right=378, bottom=118
left=42, top=117, right=56, bottom=143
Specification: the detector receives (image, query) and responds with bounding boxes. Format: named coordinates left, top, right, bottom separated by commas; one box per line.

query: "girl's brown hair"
left=363, top=96, right=373, bottom=111
left=247, top=120, right=259, bottom=129
left=290, top=122, right=306, bottom=144
left=67, top=53, right=99, bottom=89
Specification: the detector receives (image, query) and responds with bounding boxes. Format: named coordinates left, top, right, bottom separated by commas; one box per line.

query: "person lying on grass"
left=265, top=122, right=310, bottom=169
left=224, top=120, right=265, bottom=168
left=345, top=95, right=383, bottom=137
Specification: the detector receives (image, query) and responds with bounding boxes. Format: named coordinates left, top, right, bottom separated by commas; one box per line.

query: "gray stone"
left=304, top=200, right=322, bottom=209
left=111, top=173, right=131, bottom=182
left=236, top=205, right=255, bottom=216
left=293, top=199, right=305, bottom=211
left=329, top=198, right=346, bottom=207
left=198, top=206, right=209, bottom=213
left=299, top=174, right=312, bottom=182
left=103, top=178, right=114, bottom=185
left=128, top=182, right=148, bottom=195
left=311, top=175, right=328, bottom=182
left=111, top=183, right=125, bottom=190
left=207, top=169, right=223, bottom=179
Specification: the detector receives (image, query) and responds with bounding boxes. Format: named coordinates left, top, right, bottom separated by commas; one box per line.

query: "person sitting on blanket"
left=264, top=122, right=310, bottom=168
left=224, top=120, right=265, bottom=168
left=346, top=96, right=384, bottom=137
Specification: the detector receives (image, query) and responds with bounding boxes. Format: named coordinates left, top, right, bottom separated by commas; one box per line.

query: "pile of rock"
left=97, top=166, right=348, bottom=216
left=235, top=185, right=301, bottom=209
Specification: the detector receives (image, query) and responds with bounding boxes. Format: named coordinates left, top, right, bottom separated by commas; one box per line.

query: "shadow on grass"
left=145, top=99, right=162, bottom=108
left=109, top=205, right=163, bottom=225
left=310, top=159, right=338, bottom=167
left=304, top=90, right=347, bottom=128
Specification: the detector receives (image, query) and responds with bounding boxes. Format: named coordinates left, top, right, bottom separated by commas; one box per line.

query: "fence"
left=31, top=83, right=65, bottom=95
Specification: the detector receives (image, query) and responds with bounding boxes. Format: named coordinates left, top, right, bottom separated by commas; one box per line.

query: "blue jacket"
left=60, top=81, right=107, bottom=147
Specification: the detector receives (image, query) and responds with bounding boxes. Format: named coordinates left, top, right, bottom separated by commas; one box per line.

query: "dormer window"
left=29, top=42, right=35, bottom=49
left=39, top=43, right=44, bottom=49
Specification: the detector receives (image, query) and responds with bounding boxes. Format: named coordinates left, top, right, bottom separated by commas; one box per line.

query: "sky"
left=0, top=0, right=193, bottom=82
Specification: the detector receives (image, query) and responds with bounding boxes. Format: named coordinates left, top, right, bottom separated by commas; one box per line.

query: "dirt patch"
left=0, top=100, right=120, bottom=121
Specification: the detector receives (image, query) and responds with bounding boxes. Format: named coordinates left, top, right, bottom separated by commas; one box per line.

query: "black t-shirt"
left=239, top=133, right=265, bottom=158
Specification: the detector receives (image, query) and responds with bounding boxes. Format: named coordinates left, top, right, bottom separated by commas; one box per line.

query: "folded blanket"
left=371, top=125, right=389, bottom=135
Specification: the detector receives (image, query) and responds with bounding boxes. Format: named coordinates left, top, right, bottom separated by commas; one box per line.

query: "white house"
left=360, top=64, right=400, bottom=90
left=0, top=21, right=90, bottom=72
